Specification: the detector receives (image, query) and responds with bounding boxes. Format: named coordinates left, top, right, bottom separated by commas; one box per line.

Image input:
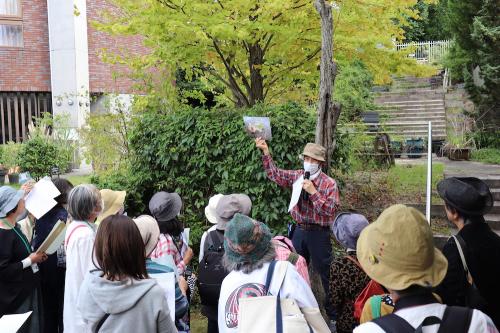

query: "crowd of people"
left=0, top=139, right=499, bottom=333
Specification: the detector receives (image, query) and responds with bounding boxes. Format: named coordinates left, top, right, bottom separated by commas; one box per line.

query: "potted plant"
left=3, top=141, right=22, bottom=184
left=443, top=117, right=474, bottom=161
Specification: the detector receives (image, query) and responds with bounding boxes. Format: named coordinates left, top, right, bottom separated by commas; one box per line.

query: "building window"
left=0, top=0, right=22, bottom=47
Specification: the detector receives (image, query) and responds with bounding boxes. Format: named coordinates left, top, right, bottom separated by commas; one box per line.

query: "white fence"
left=396, top=40, right=451, bottom=65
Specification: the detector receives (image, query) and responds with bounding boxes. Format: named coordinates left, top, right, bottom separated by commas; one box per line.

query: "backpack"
left=372, top=305, right=473, bottom=333
left=354, top=279, right=385, bottom=321
left=197, top=230, right=228, bottom=307
left=344, top=254, right=386, bottom=321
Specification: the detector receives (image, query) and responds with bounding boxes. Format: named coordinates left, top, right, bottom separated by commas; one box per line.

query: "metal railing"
left=396, top=40, right=452, bottom=65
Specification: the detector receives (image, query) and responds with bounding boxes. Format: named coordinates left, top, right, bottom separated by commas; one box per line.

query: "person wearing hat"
left=149, top=191, right=194, bottom=276
left=217, top=214, right=328, bottom=333
left=199, top=194, right=224, bottom=264
left=0, top=186, right=48, bottom=333
left=96, top=189, right=126, bottom=224
left=329, top=212, right=370, bottom=333
left=199, top=193, right=252, bottom=333
left=354, top=204, right=497, bottom=333
left=133, top=215, right=190, bottom=332
left=435, top=177, right=500, bottom=327
left=255, top=138, right=339, bottom=319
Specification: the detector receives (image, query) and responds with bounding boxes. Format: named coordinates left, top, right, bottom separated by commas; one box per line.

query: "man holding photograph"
left=255, top=138, right=339, bottom=321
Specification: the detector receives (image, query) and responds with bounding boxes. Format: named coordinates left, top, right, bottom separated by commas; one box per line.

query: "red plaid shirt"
left=263, top=155, right=339, bottom=227
left=150, top=233, right=188, bottom=274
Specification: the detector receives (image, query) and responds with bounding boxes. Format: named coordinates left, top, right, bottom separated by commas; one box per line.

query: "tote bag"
left=237, top=261, right=329, bottom=333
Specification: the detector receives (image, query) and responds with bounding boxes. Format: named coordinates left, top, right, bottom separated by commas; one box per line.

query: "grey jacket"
left=77, top=270, right=177, bottom=333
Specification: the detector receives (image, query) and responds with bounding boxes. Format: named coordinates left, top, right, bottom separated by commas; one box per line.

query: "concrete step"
left=378, top=102, right=445, bottom=107
left=485, top=214, right=500, bottom=230
left=379, top=112, right=446, bottom=118
left=380, top=115, right=446, bottom=121
left=377, top=106, right=445, bottom=111
left=383, top=121, right=446, bottom=127
left=376, top=99, right=445, bottom=104
left=364, top=130, right=447, bottom=139
left=444, top=175, right=500, bottom=189
left=376, top=95, right=445, bottom=102
left=493, top=189, right=500, bottom=201
left=374, top=89, right=443, bottom=96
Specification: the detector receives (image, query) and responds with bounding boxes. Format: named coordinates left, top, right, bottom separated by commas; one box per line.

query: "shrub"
left=18, top=137, right=59, bottom=180
left=471, top=148, right=500, bottom=165
left=93, top=103, right=352, bottom=252
left=2, top=141, right=22, bottom=173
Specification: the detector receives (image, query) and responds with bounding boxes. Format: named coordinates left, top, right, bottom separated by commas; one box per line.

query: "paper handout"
left=25, top=177, right=61, bottom=219
left=150, top=272, right=176, bottom=322
left=183, top=228, right=190, bottom=247
left=288, top=176, right=304, bottom=212
left=243, top=116, right=272, bottom=140
left=0, top=311, right=32, bottom=333
left=36, top=220, right=66, bottom=255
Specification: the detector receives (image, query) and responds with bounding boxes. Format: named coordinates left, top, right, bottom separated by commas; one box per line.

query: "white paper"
left=288, top=176, right=304, bottom=212
left=25, top=177, right=61, bottom=219
left=152, top=255, right=178, bottom=277
left=183, top=228, right=190, bottom=246
left=0, top=311, right=32, bottom=333
left=150, top=273, right=176, bottom=322
left=37, top=220, right=66, bottom=255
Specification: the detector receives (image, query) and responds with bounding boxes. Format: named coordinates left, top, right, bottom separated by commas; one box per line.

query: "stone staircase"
left=372, top=77, right=447, bottom=141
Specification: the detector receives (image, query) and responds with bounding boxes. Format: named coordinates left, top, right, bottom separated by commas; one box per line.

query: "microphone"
left=302, top=171, right=310, bottom=201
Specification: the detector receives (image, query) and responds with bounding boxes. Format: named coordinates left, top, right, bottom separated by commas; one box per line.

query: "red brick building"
left=0, top=0, right=146, bottom=143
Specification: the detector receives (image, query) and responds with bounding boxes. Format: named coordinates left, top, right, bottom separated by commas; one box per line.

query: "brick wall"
left=87, top=0, right=148, bottom=94
left=0, top=0, right=51, bottom=92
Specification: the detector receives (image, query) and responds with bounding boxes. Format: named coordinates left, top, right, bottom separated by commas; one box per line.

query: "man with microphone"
left=255, top=138, right=339, bottom=316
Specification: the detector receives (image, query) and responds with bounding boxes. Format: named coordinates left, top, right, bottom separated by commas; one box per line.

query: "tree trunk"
left=314, top=0, right=341, bottom=172
left=248, top=43, right=265, bottom=105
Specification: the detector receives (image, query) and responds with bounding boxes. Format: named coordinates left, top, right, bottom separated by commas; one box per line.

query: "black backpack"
left=197, top=230, right=228, bottom=307
left=373, top=305, right=473, bottom=333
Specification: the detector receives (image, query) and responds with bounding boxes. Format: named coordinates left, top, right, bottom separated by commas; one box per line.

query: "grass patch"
left=387, top=163, right=444, bottom=203
left=63, top=174, right=92, bottom=185
left=191, top=309, right=208, bottom=333
left=471, top=148, right=500, bottom=165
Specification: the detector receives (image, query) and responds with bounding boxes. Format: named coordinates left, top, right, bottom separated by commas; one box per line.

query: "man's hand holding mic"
left=302, top=179, right=317, bottom=195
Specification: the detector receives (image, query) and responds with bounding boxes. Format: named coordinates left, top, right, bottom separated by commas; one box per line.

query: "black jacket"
left=0, top=226, right=38, bottom=315
left=436, top=218, right=500, bottom=328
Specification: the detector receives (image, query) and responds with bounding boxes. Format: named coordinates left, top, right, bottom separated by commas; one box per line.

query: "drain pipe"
left=426, top=121, right=433, bottom=224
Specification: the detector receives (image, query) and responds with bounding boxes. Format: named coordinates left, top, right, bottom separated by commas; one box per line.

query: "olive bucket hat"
left=299, top=143, right=326, bottom=162
left=356, top=204, right=448, bottom=291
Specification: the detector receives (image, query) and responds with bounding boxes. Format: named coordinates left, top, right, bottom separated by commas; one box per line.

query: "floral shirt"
left=329, top=253, right=370, bottom=332
left=150, top=233, right=188, bottom=275
left=262, top=155, right=339, bottom=227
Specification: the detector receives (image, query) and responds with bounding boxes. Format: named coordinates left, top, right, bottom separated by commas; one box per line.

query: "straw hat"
left=356, top=204, right=448, bottom=291
left=96, top=189, right=126, bottom=224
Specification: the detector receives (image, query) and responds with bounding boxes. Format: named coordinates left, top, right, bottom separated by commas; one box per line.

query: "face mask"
left=303, top=161, right=320, bottom=175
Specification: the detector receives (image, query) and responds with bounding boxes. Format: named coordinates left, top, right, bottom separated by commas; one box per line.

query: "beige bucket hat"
left=133, top=215, right=160, bottom=257
left=96, top=189, right=126, bottom=224
left=356, top=204, right=448, bottom=291
left=299, top=143, right=326, bottom=162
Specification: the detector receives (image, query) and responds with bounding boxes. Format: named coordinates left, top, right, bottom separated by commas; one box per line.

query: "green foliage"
left=97, top=0, right=433, bottom=107
left=2, top=142, right=22, bottom=172
left=93, top=103, right=351, bottom=252
left=471, top=148, right=500, bottom=165
left=387, top=163, right=444, bottom=202
left=444, top=0, right=499, bottom=109
left=403, top=0, right=450, bottom=42
left=18, top=137, right=59, bottom=180
left=79, top=97, right=130, bottom=174
left=335, top=60, right=375, bottom=122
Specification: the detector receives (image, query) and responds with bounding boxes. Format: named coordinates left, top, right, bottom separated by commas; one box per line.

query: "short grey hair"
left=68, top=184, right=102, bottom=221
left=222, top=242, right=276, bottom=274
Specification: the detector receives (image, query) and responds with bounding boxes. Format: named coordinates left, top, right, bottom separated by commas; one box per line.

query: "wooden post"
left=314, top=0, right=341, bottom=173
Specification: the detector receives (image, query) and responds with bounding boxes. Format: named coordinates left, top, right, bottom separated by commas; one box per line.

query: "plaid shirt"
left=150, top=233, right=187, bottom=275
left=273, top=237, right=310, bottom=285
left=263, top=155, right=339, bottom=227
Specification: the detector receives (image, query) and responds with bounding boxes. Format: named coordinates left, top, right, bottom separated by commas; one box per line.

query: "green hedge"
left=93, top=103, right=351, bottom=252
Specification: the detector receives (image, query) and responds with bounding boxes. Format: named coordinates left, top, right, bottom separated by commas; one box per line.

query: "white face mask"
left=303, top=161, right=320, bottom=175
